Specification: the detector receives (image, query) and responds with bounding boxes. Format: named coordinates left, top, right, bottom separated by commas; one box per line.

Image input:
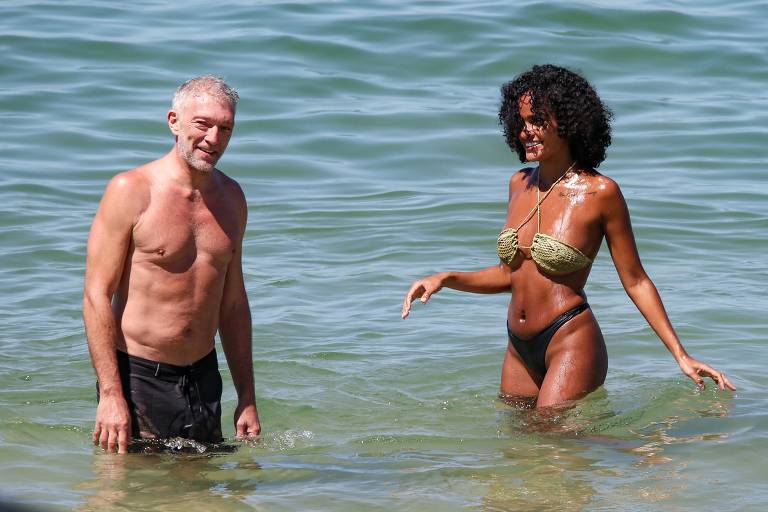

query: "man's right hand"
left=93, top=395, right=131, bottom=454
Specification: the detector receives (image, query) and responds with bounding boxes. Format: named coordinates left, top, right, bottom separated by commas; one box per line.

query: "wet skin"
left=84, top=93, right=260, bottom=453
left=403, top=93, right=735, bottom=409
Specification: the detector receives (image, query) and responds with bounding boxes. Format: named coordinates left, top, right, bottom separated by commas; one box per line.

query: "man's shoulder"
left=99, top=164, right=153, bottom=221
left=215, top=169, right=242, bottom=189
left=215, top=170, right=246, bottom=203
left=108, top=165, right=151, bottom=192
left=212, top=170, right=248, bottom=227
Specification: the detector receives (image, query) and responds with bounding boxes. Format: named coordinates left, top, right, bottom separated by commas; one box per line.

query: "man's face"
left=169, top=94, right=235, bottom=173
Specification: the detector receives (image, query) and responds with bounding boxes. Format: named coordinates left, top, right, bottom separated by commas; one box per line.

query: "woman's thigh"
left=536, top=310, right=608, bottom=408
left=500, top=344, right=541, bottom=399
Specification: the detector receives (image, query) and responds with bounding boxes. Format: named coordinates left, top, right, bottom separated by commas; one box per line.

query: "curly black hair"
left=499, top=64, right=613, bottom=169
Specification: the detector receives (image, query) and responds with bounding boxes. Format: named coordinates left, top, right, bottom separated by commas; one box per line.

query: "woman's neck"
left=537, top=155, right=576, bottom=187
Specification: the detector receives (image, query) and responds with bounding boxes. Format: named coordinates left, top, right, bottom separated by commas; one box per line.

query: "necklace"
left=514, top=162, right=578, bottom=232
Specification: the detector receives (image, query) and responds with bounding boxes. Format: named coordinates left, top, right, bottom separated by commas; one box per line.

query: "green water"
left=1, top=1, right=767, bottom=510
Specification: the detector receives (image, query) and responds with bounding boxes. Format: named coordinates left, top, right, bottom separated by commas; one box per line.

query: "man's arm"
left=219, top=182, right=260, bottom=437
left=83, top=171, right=147, bottom=453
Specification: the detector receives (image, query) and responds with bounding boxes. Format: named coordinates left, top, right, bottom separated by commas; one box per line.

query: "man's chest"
left=132, top=197, right=239, bottom=269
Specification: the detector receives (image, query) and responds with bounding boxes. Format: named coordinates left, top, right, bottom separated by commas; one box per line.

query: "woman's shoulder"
left=506, top=167, right=536, bottom=198
left=508, top=166, right=536, bottom=185
left=581, top=168, right=622, bottom=196
left=580, top=169, right=629, bottom=214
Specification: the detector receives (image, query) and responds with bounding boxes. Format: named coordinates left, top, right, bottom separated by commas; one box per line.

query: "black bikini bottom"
left=507, top=302, right=590, bottom=377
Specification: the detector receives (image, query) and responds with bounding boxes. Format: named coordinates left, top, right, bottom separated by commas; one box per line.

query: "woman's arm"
left=600, top=178, right=735, bottom=390
left=401, top=264, right=510, bottom=319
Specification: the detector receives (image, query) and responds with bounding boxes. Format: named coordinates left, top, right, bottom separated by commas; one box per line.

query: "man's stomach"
left=117, top=298, right=221, bottom=365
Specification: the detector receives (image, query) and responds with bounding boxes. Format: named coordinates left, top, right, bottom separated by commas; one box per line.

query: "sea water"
left=1, top=1, right=766, bottom=510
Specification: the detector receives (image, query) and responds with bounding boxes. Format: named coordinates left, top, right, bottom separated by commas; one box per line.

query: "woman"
left=401, top=64, right=735, bottom=408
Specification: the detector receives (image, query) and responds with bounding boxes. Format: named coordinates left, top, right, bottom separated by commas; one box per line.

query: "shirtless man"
left=83, top=76, right=260, bottom=453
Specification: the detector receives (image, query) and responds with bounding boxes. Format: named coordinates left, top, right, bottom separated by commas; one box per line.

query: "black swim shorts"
left=97, top=349, right=223, bottom=443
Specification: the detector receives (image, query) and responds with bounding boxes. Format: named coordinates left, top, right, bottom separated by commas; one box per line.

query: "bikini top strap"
left=515, top=165, right=572, bottom=231
left=537, top=185, right=542, bottom=233
left=514, top=197, right=542, bottom=231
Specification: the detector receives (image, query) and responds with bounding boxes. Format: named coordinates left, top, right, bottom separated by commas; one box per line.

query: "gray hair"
left=171, top=75, right=239, bottom=113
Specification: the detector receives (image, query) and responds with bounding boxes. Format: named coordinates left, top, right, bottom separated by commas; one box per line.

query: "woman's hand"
left=677, top=355, right=736, bottom=391
left=402, top=273, right=446, bottom=319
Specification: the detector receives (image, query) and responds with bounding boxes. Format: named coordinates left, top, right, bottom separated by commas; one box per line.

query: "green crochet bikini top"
left=497, top=164, right=592, bottom=275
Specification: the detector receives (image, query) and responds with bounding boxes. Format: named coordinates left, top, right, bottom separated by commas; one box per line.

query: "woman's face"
left=517, top=93, right=570, bottom=163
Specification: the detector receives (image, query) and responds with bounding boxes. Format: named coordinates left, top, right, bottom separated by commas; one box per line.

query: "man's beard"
left=179, top=143, right=217, bottom=173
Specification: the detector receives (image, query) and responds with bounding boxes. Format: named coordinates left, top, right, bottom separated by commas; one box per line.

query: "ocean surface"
left=1, top=1, right=767, bottom=510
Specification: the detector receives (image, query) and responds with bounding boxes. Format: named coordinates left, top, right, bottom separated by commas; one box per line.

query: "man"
left=83, top=76, right=260, bottom=453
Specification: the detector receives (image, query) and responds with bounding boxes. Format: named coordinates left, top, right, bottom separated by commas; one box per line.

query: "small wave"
left=238, top=429, right=315, bottom=452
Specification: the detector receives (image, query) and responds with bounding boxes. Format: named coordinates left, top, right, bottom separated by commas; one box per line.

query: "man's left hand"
left=234, top=402, right=261, bottom=438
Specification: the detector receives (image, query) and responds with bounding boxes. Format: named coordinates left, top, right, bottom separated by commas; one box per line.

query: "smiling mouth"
left=525, top=142, right=542, bottom=150
left=197, top=147, right=217, bottom=157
